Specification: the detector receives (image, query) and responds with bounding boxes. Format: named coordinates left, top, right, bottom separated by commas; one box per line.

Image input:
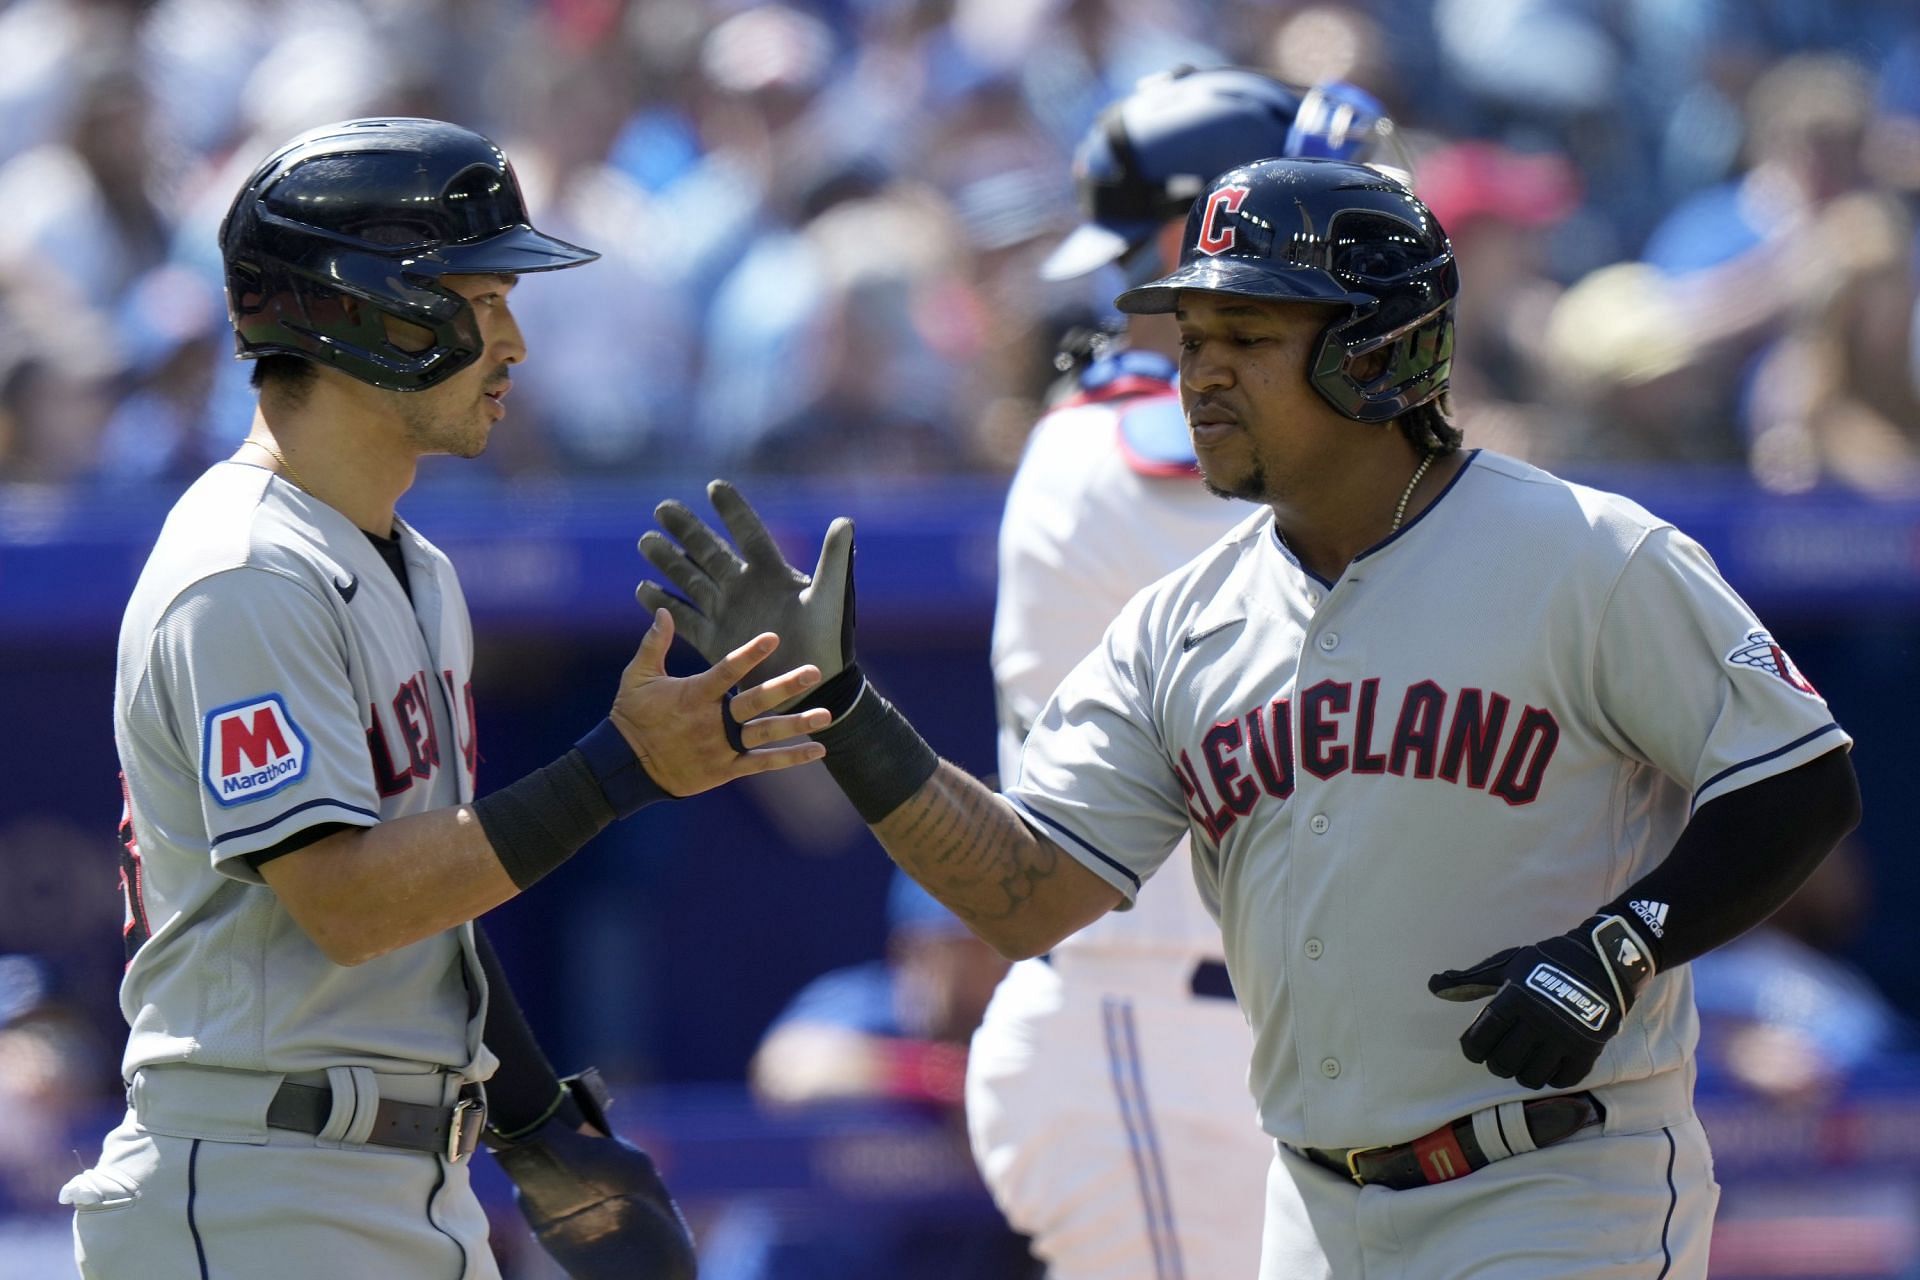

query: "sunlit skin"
left=1174, top=289, right=1467, bottom=582
left=388, top=272, right=521, bottom=459
left=232, top=272, right=523, bottom=535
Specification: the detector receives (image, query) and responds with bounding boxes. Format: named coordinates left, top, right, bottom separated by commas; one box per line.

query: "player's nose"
left=491, top=301, right=528, bottom=365
left=1181, top=339, right=1233, bottom=393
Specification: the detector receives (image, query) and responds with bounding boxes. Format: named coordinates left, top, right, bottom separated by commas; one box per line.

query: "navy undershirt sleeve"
left=1603, top=746, right=1860, bottom=970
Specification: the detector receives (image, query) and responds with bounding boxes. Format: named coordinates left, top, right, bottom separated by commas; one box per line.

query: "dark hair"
left=249, top=353, right=317, bottom=404
left=1399, top=395, right=1462, bottom=456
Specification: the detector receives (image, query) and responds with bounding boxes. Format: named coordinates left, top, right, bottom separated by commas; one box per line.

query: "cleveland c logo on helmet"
left=1116, top=158, right=1458, bottom=425
left=1196, top=186, right=1250, bottom=256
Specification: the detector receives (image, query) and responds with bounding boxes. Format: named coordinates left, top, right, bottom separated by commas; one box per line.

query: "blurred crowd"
left=0, top=0, right=1917, bottom=490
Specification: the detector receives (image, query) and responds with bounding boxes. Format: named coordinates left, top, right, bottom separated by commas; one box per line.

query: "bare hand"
left=611, top=608, right=829, bottom=796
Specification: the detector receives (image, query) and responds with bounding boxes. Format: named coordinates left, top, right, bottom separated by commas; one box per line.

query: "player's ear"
left=1349, top=347, right=1390, bottom=382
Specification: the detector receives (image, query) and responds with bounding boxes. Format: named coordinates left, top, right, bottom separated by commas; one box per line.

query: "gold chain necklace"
left=243, top=436, right=313, bottom=495
left=1389, top=452, right=1435, bottom=534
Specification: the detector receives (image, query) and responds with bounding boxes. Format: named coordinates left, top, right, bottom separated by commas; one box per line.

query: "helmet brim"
left=1115, top=257, right=1368, bottom=314
left=1040, top=220, right=1152, bottom=282
left=431, top=225, right=601, bottom=275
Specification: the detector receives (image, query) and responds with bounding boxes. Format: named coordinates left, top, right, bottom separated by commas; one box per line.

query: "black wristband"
left=811, top=677, right=941, bottom=824
left=574, top=718, right=674, bottom=818
left=473, top=751, right=616, bottom=891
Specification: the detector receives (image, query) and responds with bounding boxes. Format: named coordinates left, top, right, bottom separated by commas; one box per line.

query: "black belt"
left=266, top=1080, right=487, bottom=1163
left=1295, top=1092, right=1602, bottom=1190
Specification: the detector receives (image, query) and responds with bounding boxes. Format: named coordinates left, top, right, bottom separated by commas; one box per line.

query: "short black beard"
left=1201, top=460, right=1267, bottom=503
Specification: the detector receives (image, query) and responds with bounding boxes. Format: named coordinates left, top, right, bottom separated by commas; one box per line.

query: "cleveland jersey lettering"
left=1179, top=681, right=1560, bottom=840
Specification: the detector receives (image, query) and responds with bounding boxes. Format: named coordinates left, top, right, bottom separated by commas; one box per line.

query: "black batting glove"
left=488, top=1070, right=697, bottom=1280
left=637, top=479, right=859, bottom=718
left=1428, top=914, right=1656, bottom=1090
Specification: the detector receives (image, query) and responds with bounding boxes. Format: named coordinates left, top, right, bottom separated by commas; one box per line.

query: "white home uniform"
left=65, top=461, right=500, bottom=1280
left=1005, top=450, right=1848, bottom=1279
left=967, top=353, right=1280, bottom=1280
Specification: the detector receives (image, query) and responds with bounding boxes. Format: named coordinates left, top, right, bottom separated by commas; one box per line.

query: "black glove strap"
left=799, top=661, right=869, bottom=722
left=1586, top=914, right=1655, bottom=1009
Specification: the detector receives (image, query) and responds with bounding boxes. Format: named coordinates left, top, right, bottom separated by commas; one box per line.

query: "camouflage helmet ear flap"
left=1310, top=301, right=1457, bottom=423
left=1116, top=157, right=1458, bottom=423
left=220, top=117, right=599, bottom=392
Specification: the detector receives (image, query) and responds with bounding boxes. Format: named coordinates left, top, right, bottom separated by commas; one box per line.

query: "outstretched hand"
left=610, top=608, right=829, bottom=796
left=636, top=479, right=855, bottom=708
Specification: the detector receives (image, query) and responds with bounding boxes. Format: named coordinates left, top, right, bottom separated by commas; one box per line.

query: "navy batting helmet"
left=1041, top=68, right=1401, bottom=283
left=220, top=118, right=599, bottom=392
left=1117, top=157, right=1457, bottom=423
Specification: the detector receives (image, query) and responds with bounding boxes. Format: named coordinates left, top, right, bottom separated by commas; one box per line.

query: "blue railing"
left=5, top=467, right=1920, bottom=639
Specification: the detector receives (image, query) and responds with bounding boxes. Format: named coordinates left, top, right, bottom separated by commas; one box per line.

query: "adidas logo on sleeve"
left=1628, top=899, right=1668, bottom=938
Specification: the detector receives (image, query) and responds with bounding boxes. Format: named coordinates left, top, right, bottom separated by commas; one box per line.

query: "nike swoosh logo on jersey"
left=334, top=573, right=358, bottom=603
left=1181, top=618, right=1243, bottom=651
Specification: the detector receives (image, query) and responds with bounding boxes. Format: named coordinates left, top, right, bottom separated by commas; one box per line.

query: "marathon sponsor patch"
left=203, top=694, right=310, bottom=806
left=1724, top=629, right=1818, bottom=696
left=1526, top=963, right=1610, bottom=1031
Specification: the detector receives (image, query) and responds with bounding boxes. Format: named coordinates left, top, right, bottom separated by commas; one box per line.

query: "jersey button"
left=1305, top=938, right=1324, bottom=960
left=1307, top=590, right=1322, bottom=607
left=1320, top=1057, right=1341, bottom=1079
left=1318, top=632, right=1340, bottom=651
left=1309, top=814, right=1330, bottom=834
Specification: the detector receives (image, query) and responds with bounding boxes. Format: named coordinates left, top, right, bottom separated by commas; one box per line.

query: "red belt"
left=1295, top=1092, right=1603, bottom=1190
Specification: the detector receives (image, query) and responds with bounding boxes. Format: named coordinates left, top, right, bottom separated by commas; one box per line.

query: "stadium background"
left=3, top=0, right=1920, bottom=1275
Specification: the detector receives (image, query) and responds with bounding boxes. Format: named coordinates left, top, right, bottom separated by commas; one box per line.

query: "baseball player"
left=638, top=157, right=1862, bottom=1278
left=967, top=69, right=1402, bottom=1280
left=65, top=118, right=833, bottom=1280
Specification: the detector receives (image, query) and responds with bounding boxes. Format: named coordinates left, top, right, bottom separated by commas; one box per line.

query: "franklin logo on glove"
left=1524, top=964, right=1610, bottom=1031
left=1430, top=914, right=1657, bottom=1090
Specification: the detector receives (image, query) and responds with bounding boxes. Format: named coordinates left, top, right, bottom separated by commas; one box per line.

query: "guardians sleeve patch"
left=1724, top=629, right=1819, bottom=697
left=203, top=694, right=311, bottom=806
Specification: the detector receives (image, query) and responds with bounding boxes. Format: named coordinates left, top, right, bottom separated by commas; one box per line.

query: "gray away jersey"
left=113, top=462, right=494, bottom=1081
left=1006, top=451, right=1849, bottom=1148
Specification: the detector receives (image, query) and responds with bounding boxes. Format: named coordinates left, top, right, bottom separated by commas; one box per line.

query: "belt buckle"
left=1343, top=1144, right=1389, bottom=1187
left=447, top=1096, right=485, bottom=1164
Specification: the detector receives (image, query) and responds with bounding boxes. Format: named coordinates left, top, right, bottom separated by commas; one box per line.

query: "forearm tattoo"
left=876, top=762, right=1061, bottom=927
